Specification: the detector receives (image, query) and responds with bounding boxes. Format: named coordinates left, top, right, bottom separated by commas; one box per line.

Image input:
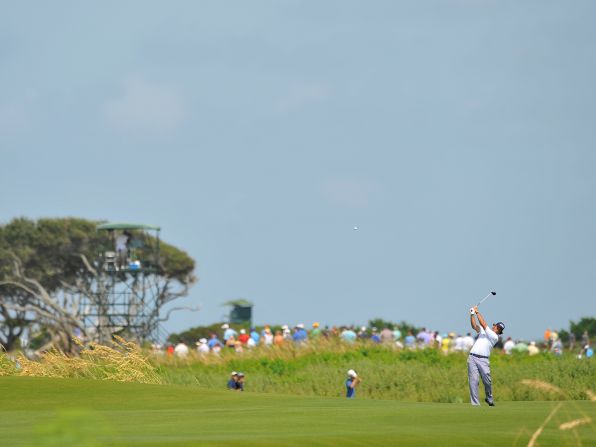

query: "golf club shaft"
left=476, top=293, right=492, bottom=307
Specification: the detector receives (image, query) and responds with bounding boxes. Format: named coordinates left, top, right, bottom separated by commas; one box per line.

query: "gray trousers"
left=467, top=355, right=493, bottom=405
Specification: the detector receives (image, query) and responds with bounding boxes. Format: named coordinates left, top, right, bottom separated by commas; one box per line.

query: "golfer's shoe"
left=485, top=398, right=495, bottom=407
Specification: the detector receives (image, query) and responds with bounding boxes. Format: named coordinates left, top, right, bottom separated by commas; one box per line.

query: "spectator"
left=174, top=341, right=189, bottom=358
left=513, top=340, right=529, bottom=353
left=236, top=372, right=245, bottom=391
left=238, top=329, right=250, bottom=345
left=380, top=327, right=394, bottom=343
left=433, top=331, right=442, bottom=349
left=503, top=337, right=515, bottom=355
left=222, top=323, right=238, bottom=343
left=282, top=325, right=291, bottom=339
left=263, top=327, right=273, bottom=346
left=250, top=328, right=260, bottom=344
left=579, top=344, right=593, bottom=359
left=370, top=328, right=381, bottom=344
left=441, top=334, right=451, bottom=354
left=544, top=328, right=552, bottom=346
left=234, top=340, right=244, bottom=353
left=196, top=338, right=210, bottom=355
left=311, top=322, right=322, bottom=339
left=341, top=326, right=357, bottom=343
left=392, top=326, right=402, bottom=341
left=551, top=338, right=563, bottom=356
left=357, top=326, right=368, bottom=339
left=115, top=231, right=131, bottom=269
left=225, top=336, right=237, bottom=349
left=227, top=372, right=239, bottom=390
left=581, top=330, right=589, bottom=347
left=463, top=333, right=475, bottom=352
left=207, top=333, right=222, bottom=350
left=528, top=341, right=540, bottom=356
left=345, top=369, right=361, bottom=399
left=404, top=331, right=416, bottom=349
left=454, top=334, right=465, bottom=352
left=274, top=330, right=284, bottom=346
left=293, top=324, right=308, bottom=343
left=246, top=337, right=256, bottom=348
left=166, top=345, right=175, bottom=356
left=416, top=328, right=432, bottom=348
left=569, top=332, right=576, bottom=351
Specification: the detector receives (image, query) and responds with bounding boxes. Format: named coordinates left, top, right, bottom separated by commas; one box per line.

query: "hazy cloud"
left=103, top=78, right=186, bottom=135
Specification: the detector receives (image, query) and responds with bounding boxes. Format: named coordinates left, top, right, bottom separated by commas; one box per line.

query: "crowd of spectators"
left=157, top=323, right=593, bottom=360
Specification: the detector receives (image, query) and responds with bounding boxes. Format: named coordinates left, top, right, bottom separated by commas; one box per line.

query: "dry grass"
left=0, top=348, right=17, bottom=376
left=520, top=379, right=565, bottom=396
left=586, top=390, right=596, bottom=401
left=559, top=417, right=592, bottom=431
left=17, top=336, right=161, bottom=384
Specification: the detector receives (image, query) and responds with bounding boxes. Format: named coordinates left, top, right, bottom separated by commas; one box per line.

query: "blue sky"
left=1, top=1, right=595, bottom=339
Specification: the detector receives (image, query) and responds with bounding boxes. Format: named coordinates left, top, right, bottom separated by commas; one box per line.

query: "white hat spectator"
left=240, top=329, right=246, bottom=334
left=221, top=323, right=229, bottom=329
left=347, top=369, right=358, bottom=378
left=297, top=323, right=305, bottom=329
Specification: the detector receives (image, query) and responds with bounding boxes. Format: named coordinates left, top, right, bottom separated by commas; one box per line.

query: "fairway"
left=0, top=377, right=593, bottom=446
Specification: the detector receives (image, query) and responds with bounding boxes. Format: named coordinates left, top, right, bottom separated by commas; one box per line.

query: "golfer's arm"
left=470, top=315, right=480, bottom=333
left=476, top=312, right=488, bottom=330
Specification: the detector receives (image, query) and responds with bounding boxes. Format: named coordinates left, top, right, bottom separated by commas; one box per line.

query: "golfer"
left=345, top=369, right=361, bottom=398
left=468, top=306, right=505, bottom=406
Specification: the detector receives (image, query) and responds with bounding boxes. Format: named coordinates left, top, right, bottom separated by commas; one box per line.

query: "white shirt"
left=463, top=335, right=475, bottom=351
left=116, top=234, right=129, bottom=252
left=454, top=336, right=465, bottom=351
left=470, top=327, right=499, bottom=357
left=197, top=343, right=210, bottom=354
left=503, top=339, right=515, bottom=355
left=174, top=343, right=189, bottom=358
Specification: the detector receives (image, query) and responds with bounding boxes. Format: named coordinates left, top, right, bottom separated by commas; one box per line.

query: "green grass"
left=0, top=377, right=593, bottom=447
left=154, top=347, right=595, bottom=402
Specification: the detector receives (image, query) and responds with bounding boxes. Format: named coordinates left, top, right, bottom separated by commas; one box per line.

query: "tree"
left=0, top=217, right=196, bottom=351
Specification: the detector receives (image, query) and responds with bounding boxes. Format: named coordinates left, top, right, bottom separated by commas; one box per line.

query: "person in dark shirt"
left=227, top=372, right=238, bottom=390
left=236, top=372, right=245, bottom=391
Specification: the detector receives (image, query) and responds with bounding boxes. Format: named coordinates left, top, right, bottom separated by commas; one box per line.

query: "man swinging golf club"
left=468, top=304, right=505, bottom=406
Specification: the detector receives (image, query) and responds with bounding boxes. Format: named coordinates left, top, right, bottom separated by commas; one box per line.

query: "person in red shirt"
left=238, top=329, right=250, bottom=344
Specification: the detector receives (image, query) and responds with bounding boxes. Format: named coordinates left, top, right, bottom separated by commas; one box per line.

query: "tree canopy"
left=0, top=217, right=197, bottom=351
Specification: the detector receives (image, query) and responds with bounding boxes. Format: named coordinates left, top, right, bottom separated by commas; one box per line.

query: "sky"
left=1, top=1, right=595, bottom=340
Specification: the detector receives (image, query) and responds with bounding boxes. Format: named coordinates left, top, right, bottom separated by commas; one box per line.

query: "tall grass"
left=16, top=336, right=161, bottom=384
left=152, top=341, right=595, bottom=402
left=0, top=348, right=17, bottom=376
left=3, top=338, right=593, bottom=403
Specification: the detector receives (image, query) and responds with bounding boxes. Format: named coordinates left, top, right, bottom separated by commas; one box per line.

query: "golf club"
left=476, top=291, right=496, bottom=307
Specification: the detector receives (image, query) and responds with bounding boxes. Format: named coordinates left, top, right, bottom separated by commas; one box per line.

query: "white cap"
left=199, top=338, right=207, bottom=344
left=361, top=326, right=366, bottom=332
left=347, top=369, right=358, bottom=378
left=297, top=323, right=305, bottom=329
left=231, top=371, right=238, bottom=376
left=240, top=329, right=246, bottom=334
left=221, top=323, right=229, bottom=329
left=282, top=324, right=289, bottom=330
